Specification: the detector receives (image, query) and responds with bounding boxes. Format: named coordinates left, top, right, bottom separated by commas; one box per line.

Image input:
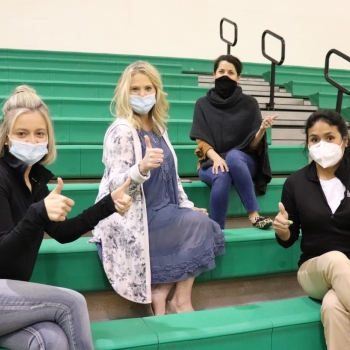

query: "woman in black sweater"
left=274, top=109, right=350, bottom=349
left=0, top=86, right=131, bottom=350
left=190, top=54, right=277, bottom=229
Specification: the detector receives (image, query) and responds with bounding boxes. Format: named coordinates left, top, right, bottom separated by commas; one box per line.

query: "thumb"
left=144, top=135, right=152, bottom=149
left=119, top=178, right=131, bottom=193
left=52, top=177, right=64, bottom=195
left=272, top=114, right=278, bottom=120
left=278, top=202, right=288, bottom=218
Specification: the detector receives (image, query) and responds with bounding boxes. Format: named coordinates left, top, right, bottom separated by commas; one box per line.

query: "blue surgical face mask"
left=8, top=137, right=48, bottom=166
left=129, top=93, right=156, bottom=115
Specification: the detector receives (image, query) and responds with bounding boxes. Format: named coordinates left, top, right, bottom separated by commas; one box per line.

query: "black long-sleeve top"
left=0, top=152, right=116, bottom=281
left=276, top=157, right=350, bottom=267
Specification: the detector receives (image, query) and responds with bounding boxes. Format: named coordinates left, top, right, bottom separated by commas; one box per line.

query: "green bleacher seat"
left=0, top=79, right=210, bottom=101
left=46, top=144, right=305, bottom=178
left=31, top=228, right=301, bottom=290
left=52, top=117, right=272, bottom=146
left=0, top=297, right=327, bottom=350
left=0, top=56, right=183, bottom=74
left=0, top=67, right=198, bottom=86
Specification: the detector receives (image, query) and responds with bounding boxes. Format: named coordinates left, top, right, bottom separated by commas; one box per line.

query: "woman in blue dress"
left=92, top=61, right=225, bottom=315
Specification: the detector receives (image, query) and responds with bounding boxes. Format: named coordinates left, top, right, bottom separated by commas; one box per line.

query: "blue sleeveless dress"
left=138, top=130, right=225, bottom=284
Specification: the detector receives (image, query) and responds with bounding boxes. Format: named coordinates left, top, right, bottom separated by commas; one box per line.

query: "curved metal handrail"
left=324, top=49, right=350, bottom=113
left=220, top=18, right=238, bottom=55
left=262, top=30, right=285, bottom=65
left=261, top=30, right=286, bottom=110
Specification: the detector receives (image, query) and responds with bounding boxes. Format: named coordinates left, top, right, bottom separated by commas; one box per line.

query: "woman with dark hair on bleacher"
left=0, top=86, right=131, bottom=350
left=190, top=54, right=277, bottom=229
left=92, top=61, right=225, bottom=316
left=274, top=109, right=350, bottom=349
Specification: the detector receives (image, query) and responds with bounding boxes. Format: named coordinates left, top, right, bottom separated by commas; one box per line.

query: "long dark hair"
left=213, top=55, right=243, bottom=75
left=304, top=109, right=350, bottom=160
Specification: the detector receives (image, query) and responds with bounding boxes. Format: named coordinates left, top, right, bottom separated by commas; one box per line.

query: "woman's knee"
left=26, top=322, right=69, bottom=350
left=322, top=251, right=350, bottom=272
left=321, top=289, right=346, bottom=324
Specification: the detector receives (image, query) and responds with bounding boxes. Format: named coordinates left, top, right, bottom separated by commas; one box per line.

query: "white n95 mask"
left=308, top=141, right=343, bottom=168
left=8, top=137, right=48, bottom=166
left=129, top=94, right=156, bottom=115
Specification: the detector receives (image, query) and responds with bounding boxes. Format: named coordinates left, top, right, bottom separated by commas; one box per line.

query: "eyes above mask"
left=8, top=137, right=48, bottom=166
left=308, top=140, right=344, bottom=168
left=129, top=94, right=156, bottom=115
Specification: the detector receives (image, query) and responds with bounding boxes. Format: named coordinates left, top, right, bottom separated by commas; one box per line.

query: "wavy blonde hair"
left=0, top=85, right=56, bottom=164
left=111, top=61, right=169, bottom=134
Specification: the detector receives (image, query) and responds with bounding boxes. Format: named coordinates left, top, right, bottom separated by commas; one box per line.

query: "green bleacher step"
left=0, top=79, right=209, bottom=101
left=52, top=118, right=271, bottom=146
left=309, top=92, right=350, bottom=111
left=47, top=144, right=306, bottom=178
left=0, top=49, right=272, bottom=76
left=263, top=71, right=350, bottom=86
left=0, top=56, right=182, bottom=74
left=284, top=81, right=340, bottom=97
left=45, top=179, right=286, bottom=220
left=0, top=67, right=198, bottom=86
left=31, top=228, right=301, bottom=291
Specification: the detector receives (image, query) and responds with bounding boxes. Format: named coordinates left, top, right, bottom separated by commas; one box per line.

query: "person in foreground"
left=274, top=109, right=350, bottom=350
left=190, top=54, right=277, bottom=229
left=91, top=60, right=225, bottom=316
left=0, top=86, right=131, bottom=350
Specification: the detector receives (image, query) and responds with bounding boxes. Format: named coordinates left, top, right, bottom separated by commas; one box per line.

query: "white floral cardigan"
left=91, top=119, right=194, bottom=303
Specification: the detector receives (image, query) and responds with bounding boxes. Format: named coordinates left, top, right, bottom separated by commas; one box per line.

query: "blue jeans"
left=0, top=279, right=93, bottom=350
left=199, top=149, right=259, bottom=229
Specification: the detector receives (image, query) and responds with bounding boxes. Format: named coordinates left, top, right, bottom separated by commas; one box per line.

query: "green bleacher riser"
left=0, top=79, right=210, bottom=101
left=0, top=57, right=182, bottom=74
left=31, top=228, right=301, bottom=291
left=0, top=297, right=326, bottom=350
left=0, top=67, right=198, bottom=86
left=47, top=144, right=305, bottom=178
left=0, top=48, right=273, bottom=76
left=263, top=71, right=350, bottom=86
left=284, top=81, right=340, bottom=97
left=52, top=118, right=272, bottom=146
left=45, top=178, right=285, bottom=221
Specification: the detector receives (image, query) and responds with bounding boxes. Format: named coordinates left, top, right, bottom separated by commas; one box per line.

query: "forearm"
left=249, top=128, right=265, bottom=149
left=46, top=193, right=116, bottom=243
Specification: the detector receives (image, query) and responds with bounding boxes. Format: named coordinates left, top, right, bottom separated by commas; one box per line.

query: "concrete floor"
left=84, top=272, right=305, bottom=321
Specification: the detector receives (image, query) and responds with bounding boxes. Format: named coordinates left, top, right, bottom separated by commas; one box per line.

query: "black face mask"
left=214, top=75, right=237, bottom=99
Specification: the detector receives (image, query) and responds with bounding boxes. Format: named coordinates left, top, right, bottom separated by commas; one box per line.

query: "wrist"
left=138, top=162, right=148, bottom=176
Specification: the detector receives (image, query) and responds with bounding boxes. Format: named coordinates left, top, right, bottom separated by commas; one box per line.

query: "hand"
left=260, top=114, right=278, bottom=131
left=111, top=178, right=132, bottom=216
left=191, top=207, right=209, bottom=215
left=139, top=135, right=164, bottom=174
left=273, top=202, right=291, bottom=238
left=44, top=178, right=75, bottom=221
left=212, top=156, right=229, bottom=175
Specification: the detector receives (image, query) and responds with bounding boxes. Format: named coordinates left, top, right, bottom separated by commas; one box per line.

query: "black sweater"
left=190, top=87, right=271, bottom=194
left=0, top=152, right=116, bottom=281
left=276, top=158, right=350, bottom=266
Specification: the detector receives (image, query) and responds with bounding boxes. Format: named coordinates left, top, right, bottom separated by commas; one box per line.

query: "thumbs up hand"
left=138, top=135, right=164, bottom=175
left=44, top=178, right=75, bottom=221
left=111, top=178, right=132, bottom=216
left=273, top=202, right=292, bottom=239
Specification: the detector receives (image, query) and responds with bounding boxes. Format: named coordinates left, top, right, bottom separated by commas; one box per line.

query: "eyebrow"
left=308, top=131, right=336, bottom=137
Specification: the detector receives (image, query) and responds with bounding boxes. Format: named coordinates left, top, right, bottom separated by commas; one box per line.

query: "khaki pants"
left=298, top=251, right=350, bottom=350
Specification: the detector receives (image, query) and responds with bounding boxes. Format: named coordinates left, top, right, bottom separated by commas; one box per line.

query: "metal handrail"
left=261, top=30, right=285, bottom=110
left=220, top=18, right=237, bottom=55
left=324, top=49, right=350, bottom=114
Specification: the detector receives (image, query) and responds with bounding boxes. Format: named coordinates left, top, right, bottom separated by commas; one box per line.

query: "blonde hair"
left=0, top=85, right=56, bottom=164
left=111, top=61, right=169, bottom=134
